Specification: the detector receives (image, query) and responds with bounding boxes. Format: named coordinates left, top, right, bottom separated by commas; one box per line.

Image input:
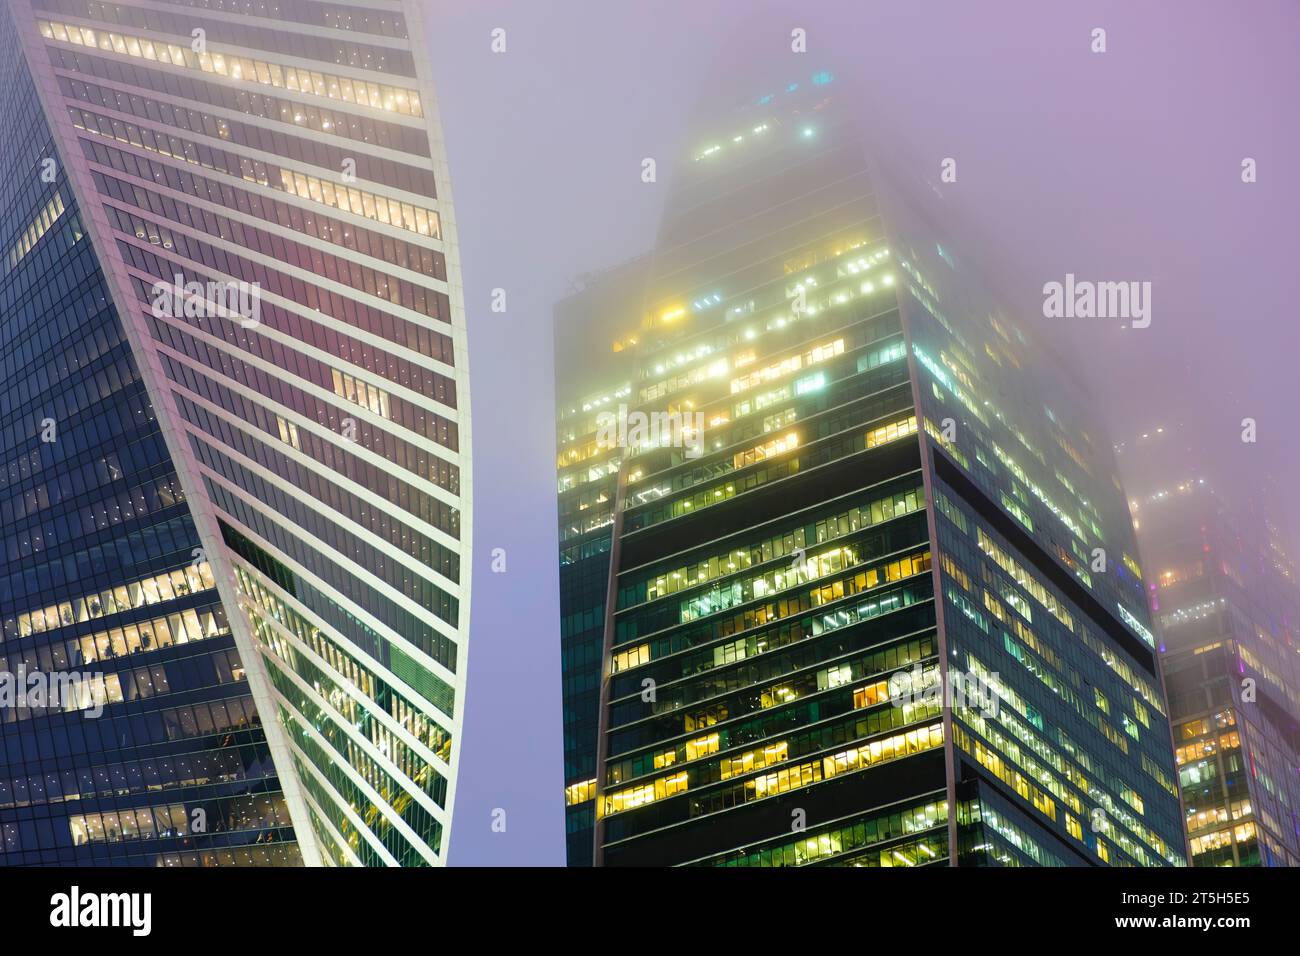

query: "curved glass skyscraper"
left=2, top=0, right=471, bottom=866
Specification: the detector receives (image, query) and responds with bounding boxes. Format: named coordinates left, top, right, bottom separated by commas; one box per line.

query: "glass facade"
left=4, top=0, right=471, bottom=865
left=1120, top=428, right=1300, bottom=866
left=886, top=159, right=1186, bottom=866
left=554, top=259, right=644, bottom=865
left=555, top=70, right=1186, bottom=866
left=0, top=3, right=296, bottom=865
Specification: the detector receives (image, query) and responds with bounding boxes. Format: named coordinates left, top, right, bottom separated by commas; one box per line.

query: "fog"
left=423, top=0, right=1300, bottom=864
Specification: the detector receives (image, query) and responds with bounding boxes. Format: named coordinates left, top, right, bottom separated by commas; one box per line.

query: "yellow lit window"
left=602, top=770, right=688, bottom=816
left=611, top=643, right=650, bottom=673
left=853, top=678, right=891, bottom=710
left=652, top=749, right=677, bottom=770
left=733, top=432, right=799, bottom=469
left=865, top=415, right=918, bottom=449
left=685, top=733, right=720, bottom=761
left=564, top=779, right=596, bottom=806
left=720, top=741, right=789, bottom=779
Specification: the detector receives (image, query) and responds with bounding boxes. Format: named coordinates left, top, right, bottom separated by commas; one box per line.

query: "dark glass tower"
left=1119, top=426, right=1300, bottom=866
left=556, top=68, right=1187, bottom=867
left=2, top=0, right=471, bottom=865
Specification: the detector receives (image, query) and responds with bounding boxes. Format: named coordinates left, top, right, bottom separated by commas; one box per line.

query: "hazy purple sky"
left=424, top=0, right=1300, bottom=865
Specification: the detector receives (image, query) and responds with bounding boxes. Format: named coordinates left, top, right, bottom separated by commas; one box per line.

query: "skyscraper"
left=1119, top=427, right=1300, bottom=866
left=2, top=0, right=471, bottom=866
left=554, top=257, right=645, bottom=865
left=555, top=68, right=1187, bottom=867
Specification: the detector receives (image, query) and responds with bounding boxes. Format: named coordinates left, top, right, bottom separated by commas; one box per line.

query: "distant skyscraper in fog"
left=1120, top=426, right=1300, bottom=866
left=554, top=68, right=1186, bottom=866
left=2, top=0, right=471, bottom=866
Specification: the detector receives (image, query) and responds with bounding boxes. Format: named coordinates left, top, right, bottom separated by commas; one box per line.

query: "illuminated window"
left=733, top=432, right=798, bottom=469
left=685, top=734, right=720, bottom=761
left=865, top=415, right=918, bottom=449
left=39, top=20, right=424, bottom=116
left=564, top=779, right=596, bottom=806
left=4, top=193, right=68, bottom=272
left=602, top=771, right=688, bottom=816
left=610, top=643, right=649, bottom=673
